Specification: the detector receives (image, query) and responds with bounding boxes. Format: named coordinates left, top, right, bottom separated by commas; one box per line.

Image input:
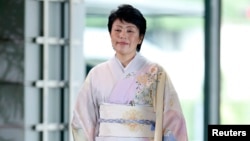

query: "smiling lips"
left=117, top=41, right=128, bottom=45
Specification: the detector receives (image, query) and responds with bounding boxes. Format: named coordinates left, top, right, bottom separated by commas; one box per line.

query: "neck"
left=116, top=53, right=136, bottom=67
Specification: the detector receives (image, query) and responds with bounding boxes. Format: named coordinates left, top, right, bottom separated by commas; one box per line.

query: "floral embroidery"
left=122, top=109, right=143, bottom=131
left=169, top=98, right=174, bottom=107
left=134, top=65, right=162, bottom=105
left=125, top=72, right=136, bottom=78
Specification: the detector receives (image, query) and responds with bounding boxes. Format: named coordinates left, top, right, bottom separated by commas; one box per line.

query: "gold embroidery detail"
left=137, top=75, right=148, bottom=85
left=170, top=98, right=174, bottom=107
left=122, top=109, right=143, bottom=131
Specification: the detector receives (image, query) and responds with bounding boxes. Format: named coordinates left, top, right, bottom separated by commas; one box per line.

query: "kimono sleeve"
left=162, top=70, right=188, bottom=141
left=71, top=71, right=98, bottom=141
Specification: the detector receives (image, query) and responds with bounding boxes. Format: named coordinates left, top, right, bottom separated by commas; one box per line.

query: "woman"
left=71, top=4, right=188, bottom=141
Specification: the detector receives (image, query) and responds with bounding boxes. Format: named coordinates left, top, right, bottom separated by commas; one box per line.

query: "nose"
left=119, top=30, right=126, bottom=39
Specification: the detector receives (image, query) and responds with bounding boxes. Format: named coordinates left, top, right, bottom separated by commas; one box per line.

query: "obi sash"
left=98, top=103, right=156, bottom=138
left=95, top=137, right=153, bottom=141
left=104, top=64, right=166, bottom=141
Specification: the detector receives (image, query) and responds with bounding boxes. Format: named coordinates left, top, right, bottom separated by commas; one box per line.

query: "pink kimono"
left=71, top=53, right=188, bottom=141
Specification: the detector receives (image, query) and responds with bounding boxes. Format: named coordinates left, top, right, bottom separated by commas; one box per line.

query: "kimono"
left=71, top=53, right=188, bottom=141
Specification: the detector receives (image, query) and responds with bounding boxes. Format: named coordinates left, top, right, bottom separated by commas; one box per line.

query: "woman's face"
left=110, top=19, right=143, bottom=57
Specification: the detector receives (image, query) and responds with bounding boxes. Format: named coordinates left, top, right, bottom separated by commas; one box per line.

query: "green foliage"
left=221, top=100, right=250, bottom=124
left=146, top=17, right=203, bottom=31
left=85, top=0, right=250, bottom=31
left=86, top=17, right=107, bottom=27
left=86, top=16, right=203, bottom=32
left=222, top=0, right=250, bottom=22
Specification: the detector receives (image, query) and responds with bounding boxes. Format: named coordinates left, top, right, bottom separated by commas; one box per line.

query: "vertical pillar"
left=0, top=0, right=85, bottom=141
left=0, top=1, right=25, bottom=141
left=204, top=0, right=221, bottom=141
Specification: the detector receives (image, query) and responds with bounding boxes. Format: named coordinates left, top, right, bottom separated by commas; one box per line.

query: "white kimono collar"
left=113, top=53, right=147, bottom=74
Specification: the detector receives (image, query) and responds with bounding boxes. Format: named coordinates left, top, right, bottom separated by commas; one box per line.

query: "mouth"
left=117, top=42, right=128, bottom=45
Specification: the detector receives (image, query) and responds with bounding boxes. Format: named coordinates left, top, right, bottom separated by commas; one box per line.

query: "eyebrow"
left=114, top=24, right=137, bottom=29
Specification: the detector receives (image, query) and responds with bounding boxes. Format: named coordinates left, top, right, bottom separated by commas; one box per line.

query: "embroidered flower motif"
left=170, top=98, right=174, bottom=107
left=125, top=72, right=136, bottom=78
left=134, top=65, right=161, bottom=105
left=150, top=65, right=158, bottom=74
left=122, top=109, right=143, bottom=131
left=137, top=75, right=148, bottom=85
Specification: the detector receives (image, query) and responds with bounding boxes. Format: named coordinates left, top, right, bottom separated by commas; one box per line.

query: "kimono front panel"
left=71, top=53, right=188, bottom=141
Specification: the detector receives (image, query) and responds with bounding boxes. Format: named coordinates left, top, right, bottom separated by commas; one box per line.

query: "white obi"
left=97, top=103, right=156, bottom=139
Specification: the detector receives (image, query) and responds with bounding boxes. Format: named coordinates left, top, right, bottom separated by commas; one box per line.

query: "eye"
left=127, top=27, right=137, bottom=33
left=114, top=29, right=121, bottom=32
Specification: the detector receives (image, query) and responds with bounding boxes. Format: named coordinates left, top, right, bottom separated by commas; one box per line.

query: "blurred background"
left=0, top=0, right=250, bottom=141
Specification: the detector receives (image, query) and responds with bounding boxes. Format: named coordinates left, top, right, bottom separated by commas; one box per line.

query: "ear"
left=139, top=35, right=144, bottom=44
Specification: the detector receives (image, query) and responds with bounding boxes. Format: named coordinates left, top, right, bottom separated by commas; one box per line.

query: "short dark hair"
left=108, top=4, right=147, bottom=52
